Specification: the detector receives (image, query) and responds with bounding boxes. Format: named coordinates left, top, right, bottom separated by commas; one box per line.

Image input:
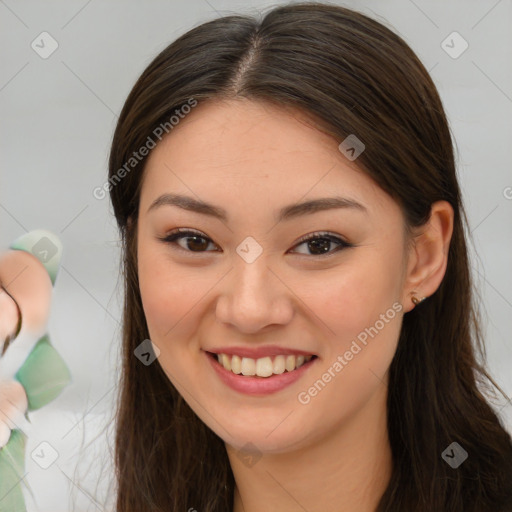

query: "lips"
left=205, top=350, right=317, bottom=395
left=207, top=345, right=316, bottom=359
left=207, top=343, right=317, bottom=377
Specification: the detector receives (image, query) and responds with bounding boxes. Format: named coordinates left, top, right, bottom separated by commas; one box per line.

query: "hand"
left=0, top=249, right=53, bottom=355
left=0, top=379, right=28, bottom=448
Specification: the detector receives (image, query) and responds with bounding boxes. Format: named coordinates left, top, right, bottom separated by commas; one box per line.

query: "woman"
left=107, top=2, right=512, bottom=511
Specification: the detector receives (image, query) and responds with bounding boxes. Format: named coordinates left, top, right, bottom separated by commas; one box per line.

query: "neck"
left=227, top=383, right=392, bottom=512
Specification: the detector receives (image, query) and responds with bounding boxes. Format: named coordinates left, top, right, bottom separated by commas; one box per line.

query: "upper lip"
left=206, top=345, right=316, bottom=359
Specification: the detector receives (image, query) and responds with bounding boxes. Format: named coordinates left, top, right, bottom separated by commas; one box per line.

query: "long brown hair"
left=107, top=3, right=512, bottom=510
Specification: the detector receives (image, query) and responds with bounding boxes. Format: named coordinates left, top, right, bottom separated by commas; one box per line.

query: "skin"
left=0, top=249, right=53, bottom=448
left=0, top=249, right=53, bottom=345
left=135, top=98, right=453, bottom=512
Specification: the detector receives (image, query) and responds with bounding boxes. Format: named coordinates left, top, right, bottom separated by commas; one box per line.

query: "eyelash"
left=158, top=228, right=353, bottom=257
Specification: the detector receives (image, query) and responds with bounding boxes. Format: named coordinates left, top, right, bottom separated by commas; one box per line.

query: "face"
left=136, top=99, right=410, bottom=454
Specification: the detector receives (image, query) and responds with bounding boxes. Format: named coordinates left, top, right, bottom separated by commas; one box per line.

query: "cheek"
left=297, top=263, right=402, bottom=429
left=309, top=252, right=403, bottom=344
left=137, top=244, right=218, bottom=351
left=137, top=244, right=191, bottom=339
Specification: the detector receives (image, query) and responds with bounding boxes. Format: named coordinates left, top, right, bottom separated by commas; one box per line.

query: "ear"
left=401, top=200, right=454, bottom=313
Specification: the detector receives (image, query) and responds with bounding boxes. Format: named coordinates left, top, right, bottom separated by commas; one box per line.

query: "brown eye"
left=161, top=229, right=218, bottom=253
left=290, top=232, right=352, bottom=257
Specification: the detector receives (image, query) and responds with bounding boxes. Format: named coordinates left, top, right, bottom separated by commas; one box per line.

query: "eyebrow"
left=147, top=193, right=367, bottom=222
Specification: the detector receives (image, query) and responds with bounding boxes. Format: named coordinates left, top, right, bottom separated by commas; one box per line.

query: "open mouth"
left=207, top=351, right=318, bottom=378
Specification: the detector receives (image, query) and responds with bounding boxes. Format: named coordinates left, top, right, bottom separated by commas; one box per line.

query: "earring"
left=411, top=294, right=427, bottom=305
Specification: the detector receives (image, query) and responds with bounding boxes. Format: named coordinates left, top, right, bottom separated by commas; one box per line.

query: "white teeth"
left=273, top=355, right=285, bottom=374
left=220, top=353, right=231, bottom=371
left=241, top=357, right=256, bottom=376
left=231, top=355, right=242, bottom=374
left=285, top=355, right=296, bottom=372
left=256, top=356, right=274, bottom=378
left=215, top=353, right=314, bottom=377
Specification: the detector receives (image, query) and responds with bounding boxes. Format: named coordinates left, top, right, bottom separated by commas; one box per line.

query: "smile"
left=206, top=350, right=318, bottom=395
left=214, top=353, right=315, bottom=378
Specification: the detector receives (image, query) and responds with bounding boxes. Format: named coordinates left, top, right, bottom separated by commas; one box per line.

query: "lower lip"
left=205, top=351, right=317, bottom=396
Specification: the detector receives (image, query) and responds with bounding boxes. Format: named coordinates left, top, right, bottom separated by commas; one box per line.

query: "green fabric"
left=15, top=334, right=71, bottom=411
left=0, top=429, right=27, bottom=511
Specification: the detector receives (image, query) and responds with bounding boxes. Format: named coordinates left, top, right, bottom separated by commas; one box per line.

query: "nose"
left=215, top=254, right=294, bottom=334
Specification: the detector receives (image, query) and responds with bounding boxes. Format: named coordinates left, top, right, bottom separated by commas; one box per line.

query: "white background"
left=1, top=1, right=511, bottom=510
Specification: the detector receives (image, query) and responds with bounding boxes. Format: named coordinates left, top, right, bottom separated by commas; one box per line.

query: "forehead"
left=146, top=98, right=342, bottom=168
left=139, top=99, right=394, bottom=221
